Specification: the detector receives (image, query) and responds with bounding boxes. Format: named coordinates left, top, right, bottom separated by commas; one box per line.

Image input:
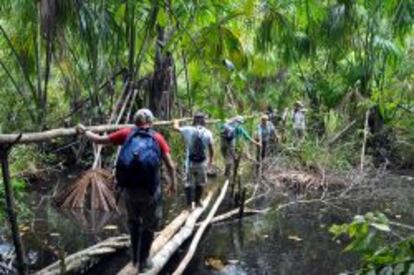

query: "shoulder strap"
left=134, top=127, right=155, bottom=137
left=124, top=127, right=140, bottom=143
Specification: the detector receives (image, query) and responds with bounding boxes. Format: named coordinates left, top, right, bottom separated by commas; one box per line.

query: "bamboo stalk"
left=360, top=111, right=370, bottom=172
left=172, top=180, right=230, bottom=275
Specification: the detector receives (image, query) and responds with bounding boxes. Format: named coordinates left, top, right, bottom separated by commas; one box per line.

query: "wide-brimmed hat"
left=294, top=101, right=304, bottom=107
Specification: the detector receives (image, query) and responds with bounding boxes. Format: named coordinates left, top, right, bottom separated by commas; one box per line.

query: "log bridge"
left=0, top=115, right=259, bottom=274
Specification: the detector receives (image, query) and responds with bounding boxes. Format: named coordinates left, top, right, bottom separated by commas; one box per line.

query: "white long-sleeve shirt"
left=293, top=110, right=306, bottom=130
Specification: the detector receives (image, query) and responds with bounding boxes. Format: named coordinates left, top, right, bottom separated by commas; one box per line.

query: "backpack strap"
left=123, top=127, right=157, bottom=145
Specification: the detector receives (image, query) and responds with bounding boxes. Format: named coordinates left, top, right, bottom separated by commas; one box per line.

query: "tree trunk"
left=0, top=117, right=223, bottom=144
left=149, top=25, right=176, bottom=120
left=0, top=146, right=28, bottom=275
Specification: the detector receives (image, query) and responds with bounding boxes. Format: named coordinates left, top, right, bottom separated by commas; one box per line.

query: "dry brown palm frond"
left=55, top=169, right=117, bottom=211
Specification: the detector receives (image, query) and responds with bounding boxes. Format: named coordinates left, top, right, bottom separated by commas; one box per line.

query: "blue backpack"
left=115, top=128, right=162, bottom=193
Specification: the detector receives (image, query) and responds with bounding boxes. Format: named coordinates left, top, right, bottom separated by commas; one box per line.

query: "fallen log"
left=142, top=191, right=214, bottom=275
left=0, top=114, right=260, bottom=144
left=0, top=118, right=193, bottom=144
left=36, top=235, right=130, bottom=275
left=37, top=210, right=191, bottom=275
left=360, top=110, right=370, bottom=172
left=117, top=210, right=190, bottom=275
left=195, top=207, right=269, bottom=227
left=172, top=180, right=229, bottom=275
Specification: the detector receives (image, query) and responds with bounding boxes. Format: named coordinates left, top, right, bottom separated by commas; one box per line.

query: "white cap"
left=233, top=115, right=245, bottom=124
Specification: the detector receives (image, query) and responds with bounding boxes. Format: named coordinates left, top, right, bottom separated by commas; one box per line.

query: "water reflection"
left=185, top=174, right=414, bottom=275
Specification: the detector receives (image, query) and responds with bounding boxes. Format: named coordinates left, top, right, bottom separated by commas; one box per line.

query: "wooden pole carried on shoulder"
left=0, top=118, right=220, bottom=144
left=0, top=113, right=260, bottom=145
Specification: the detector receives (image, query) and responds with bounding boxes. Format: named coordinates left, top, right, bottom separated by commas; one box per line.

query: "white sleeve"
left=179, top=126, right=194, bottom=144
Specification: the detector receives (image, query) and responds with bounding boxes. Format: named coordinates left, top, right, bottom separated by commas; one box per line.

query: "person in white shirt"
left=173, top=112, right=214, bottom=210
left=292, top=101, right=306, bottom=140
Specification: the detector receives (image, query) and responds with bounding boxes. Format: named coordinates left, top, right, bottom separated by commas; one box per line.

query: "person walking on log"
left=173, top=112, right=214, bottom=210
left=256, top=114, right=277, bottom=161
left=292, top=101, right=306, bottom=141
left=220, top=116, right=261, bottom=177
left=76, top=108, right=176, bottom=273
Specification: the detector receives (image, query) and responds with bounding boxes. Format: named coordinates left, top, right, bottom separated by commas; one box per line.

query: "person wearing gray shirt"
left=173, top=112, right=214, bottom=210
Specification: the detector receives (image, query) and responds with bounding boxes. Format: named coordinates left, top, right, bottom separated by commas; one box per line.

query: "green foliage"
left=0, top=0, right=412, bottom=170
left=0, top=178, right=32, bottom=223
left=9, top=145, right=53, bottom=175
left=284, top=136, right=356, bottom=171
left=330, top=212, right=414, bottom=274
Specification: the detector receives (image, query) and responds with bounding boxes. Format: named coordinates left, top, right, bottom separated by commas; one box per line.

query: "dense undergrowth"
left=0, top=1, right=413, bottom=273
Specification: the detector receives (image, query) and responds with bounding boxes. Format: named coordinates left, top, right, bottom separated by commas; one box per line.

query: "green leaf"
left=157, top=9, right=168, bottom=27
left=370, top=223, right=391, bottom=232
left=114, top=4, right=126, bottom=26
left=241, top=0, right=255, bottom=17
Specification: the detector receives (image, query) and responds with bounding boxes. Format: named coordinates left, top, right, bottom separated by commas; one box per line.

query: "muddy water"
left=0, top=172, right=413, bottom=274
left=184, top=173, right=414, bottom=275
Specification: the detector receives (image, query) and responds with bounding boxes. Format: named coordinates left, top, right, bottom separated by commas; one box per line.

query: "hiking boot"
left=195, top=186, right=203, bottom=207
left=188, top=202, right=196, bottom=211
left=184, top=187, right=194, bottom=208
left=139, top=258, right=153, bottom=273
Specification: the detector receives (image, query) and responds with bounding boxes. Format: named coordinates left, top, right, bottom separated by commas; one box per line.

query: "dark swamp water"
left=1, top=171, right=413, bottom=275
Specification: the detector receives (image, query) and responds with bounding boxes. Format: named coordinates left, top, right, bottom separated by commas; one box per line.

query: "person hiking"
left=256, top=114, right=277, bottom=160
left=292, top=101, right=306, bottom=141
left=220, top=116, right=261, bottom=177
left=172, top=112, right=214, bottom=210
left=76, top=108, right=176, bottom=273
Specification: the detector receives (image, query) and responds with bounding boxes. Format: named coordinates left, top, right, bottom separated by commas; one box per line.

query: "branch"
left=327, top=120, right=357, bottom=146
left=0, top=118, right=219, bottom=144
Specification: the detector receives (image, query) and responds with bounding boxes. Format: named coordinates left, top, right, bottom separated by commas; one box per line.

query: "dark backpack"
left=115, top=128, right=161, bottom=193
left=189, top=128, right=207, bottom=163
left=220, top=123, right=236, bottom=141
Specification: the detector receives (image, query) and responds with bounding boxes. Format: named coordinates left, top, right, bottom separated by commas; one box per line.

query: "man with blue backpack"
left=220, top=116, right=261, bottom=177
left=173, top=112, right=214, bottom=210
left=76, top=108, right=176, bottom=273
